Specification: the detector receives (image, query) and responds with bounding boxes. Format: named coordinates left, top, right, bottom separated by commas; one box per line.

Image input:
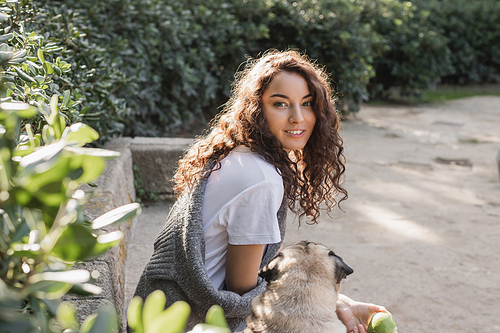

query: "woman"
left=133, top=50, right=386, bottom=333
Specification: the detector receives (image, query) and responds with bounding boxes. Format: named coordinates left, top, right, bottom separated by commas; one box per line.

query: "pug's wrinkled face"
left=259, top=241, right=354, bottom=290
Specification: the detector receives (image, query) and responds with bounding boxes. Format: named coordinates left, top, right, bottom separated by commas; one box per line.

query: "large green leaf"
left=80, top=314, right=97, bottom=333
left=18, top=153, right=71, bottom=192
left=205, top=305, right=228, bottom=328
left=148, top=301, right=191, bottom=333
left=13, top=144, right=35, bottom=157
left=88, top=230, right=122, bottom=258
left=127, top=296, right=144, bottom=333
left=23, top=280, right=72, bottom=300
left=24, top=270, right=91, bottom=299
left=64, top=146, right=121, bottom=159
left=0, top=102, right=37, bottom=118
left=35, top=182, right=67, bottom=207
left=62, top=123, right=99, bottom=147
left=56, top=301, right=78, bottom=331
left=52, top=224, right=97, bottom=262
left=92, top=203, right=141, bottom=230
left=18, top=139, right=65, bottom=172
left=142, top=290, right=166, bottom=333
left=68, top=153, right=105, bottom=184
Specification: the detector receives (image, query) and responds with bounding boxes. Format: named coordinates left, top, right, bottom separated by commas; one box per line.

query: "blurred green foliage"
left=128, top=290, right=230, bottom=333
left=1, top=0, right=499, bottom=139
left=0, top=92, right=141, bottom=330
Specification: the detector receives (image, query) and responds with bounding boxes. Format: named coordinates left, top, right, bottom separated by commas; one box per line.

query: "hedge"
left=360, top=0, right=453, bottom=97
left=419, top=0, right=500, bottom=85
left=1, top=0, right=499, bottom=140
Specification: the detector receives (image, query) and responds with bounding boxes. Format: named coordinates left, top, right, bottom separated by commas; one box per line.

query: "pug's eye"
left=328, top=251, right=335, bottom=256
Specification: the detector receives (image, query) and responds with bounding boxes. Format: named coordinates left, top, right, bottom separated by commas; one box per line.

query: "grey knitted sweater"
left=133, top=161, right=287, bottom=331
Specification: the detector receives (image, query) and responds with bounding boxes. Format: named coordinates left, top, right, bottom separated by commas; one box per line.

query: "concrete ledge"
left=130, top=137, right=194, bottom=196
left=76, top=137, right=136, bottom=330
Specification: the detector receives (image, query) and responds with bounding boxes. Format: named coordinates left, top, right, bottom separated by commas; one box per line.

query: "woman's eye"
left=274, top=102, right=287, bottom=107
left=302, top=101, right=312, bottom=107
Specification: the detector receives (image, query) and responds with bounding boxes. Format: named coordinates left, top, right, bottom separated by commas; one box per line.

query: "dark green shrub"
left=0, top=1, right=82, bottom=128
left=418, top=0, right=500, bottom=84
left=5, top=0, right=497, bottom=138
left=257, top=0, right=381, bottom=112
left=0, top=0, right=132, bottom=143
left=48, top=0, right=382, bottom=134
left=360, top=0, right=453, bottom=98
left=63, top=0, right=270, bottom=137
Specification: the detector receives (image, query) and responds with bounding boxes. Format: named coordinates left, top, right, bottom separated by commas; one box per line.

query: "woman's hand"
left=336, top=294, right=389, bottom=333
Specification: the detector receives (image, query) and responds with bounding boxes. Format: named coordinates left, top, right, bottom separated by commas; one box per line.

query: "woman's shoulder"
left=203, top=146, right=284, bottom=217
left=219, top=146, right=282, bottom=185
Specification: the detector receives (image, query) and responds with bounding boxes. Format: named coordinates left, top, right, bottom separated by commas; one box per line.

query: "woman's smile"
left=285, top=130, right=305, bottom=135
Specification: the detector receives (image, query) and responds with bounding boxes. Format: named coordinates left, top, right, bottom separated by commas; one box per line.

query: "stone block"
left=129, top=137, right=193, bottom=195
left=64, top=261, right=113, bottom=321
left=77, top=139, right=137, bottom=331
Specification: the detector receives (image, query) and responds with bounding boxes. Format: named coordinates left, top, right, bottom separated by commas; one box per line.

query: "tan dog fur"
left=242, top=241, right=353, bottom=333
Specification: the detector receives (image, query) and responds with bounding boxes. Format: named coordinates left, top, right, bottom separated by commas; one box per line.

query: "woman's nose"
left=289, top=104, right=304, bottom=123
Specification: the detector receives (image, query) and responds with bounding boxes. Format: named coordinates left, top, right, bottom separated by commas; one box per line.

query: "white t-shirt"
left=202, top=146, right=284, bottom=290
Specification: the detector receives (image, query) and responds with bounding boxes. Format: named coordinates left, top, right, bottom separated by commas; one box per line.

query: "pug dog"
left=241, top=241, right=354, bottom=333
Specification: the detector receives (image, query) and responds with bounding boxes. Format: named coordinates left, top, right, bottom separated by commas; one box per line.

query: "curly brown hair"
left=173, top=50, right=347, bottom=224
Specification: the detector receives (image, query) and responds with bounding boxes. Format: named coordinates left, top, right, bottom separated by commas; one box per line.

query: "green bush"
left=3, top=0, right=498, bottom=138
left=360, top=0, right=453, bottom=98
left=0, top=1, right=82, bottom=127
left=0, top=94, right=141, bottom=331
left=128, top=290, right=230, bottom=333
left=418, top=0, right=500, bottom=85
left=61, top=0, right=271, bottom=137
left=28, top=0, right=381, bottom=135
left=257, top=0, right=381, bottom=112
left=0, top=0, right=132, bottom=143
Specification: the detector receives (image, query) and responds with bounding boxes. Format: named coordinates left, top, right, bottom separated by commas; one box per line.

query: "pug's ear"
left=259, top=253, right=283, bottom=283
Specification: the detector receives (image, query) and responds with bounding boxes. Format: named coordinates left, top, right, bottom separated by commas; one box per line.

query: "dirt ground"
left=284, top=96, right=500, bottom=333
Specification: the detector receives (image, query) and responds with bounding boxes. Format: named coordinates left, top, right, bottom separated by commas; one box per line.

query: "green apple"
left=367, top=312, right=397, bottom=333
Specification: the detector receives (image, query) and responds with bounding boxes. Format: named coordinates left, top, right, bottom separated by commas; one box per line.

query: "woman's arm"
left=225, top=244, right=266, bottom=295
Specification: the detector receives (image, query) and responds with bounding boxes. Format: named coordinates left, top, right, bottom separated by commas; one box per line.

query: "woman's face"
left=261, top=71, right=317, bottom=153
